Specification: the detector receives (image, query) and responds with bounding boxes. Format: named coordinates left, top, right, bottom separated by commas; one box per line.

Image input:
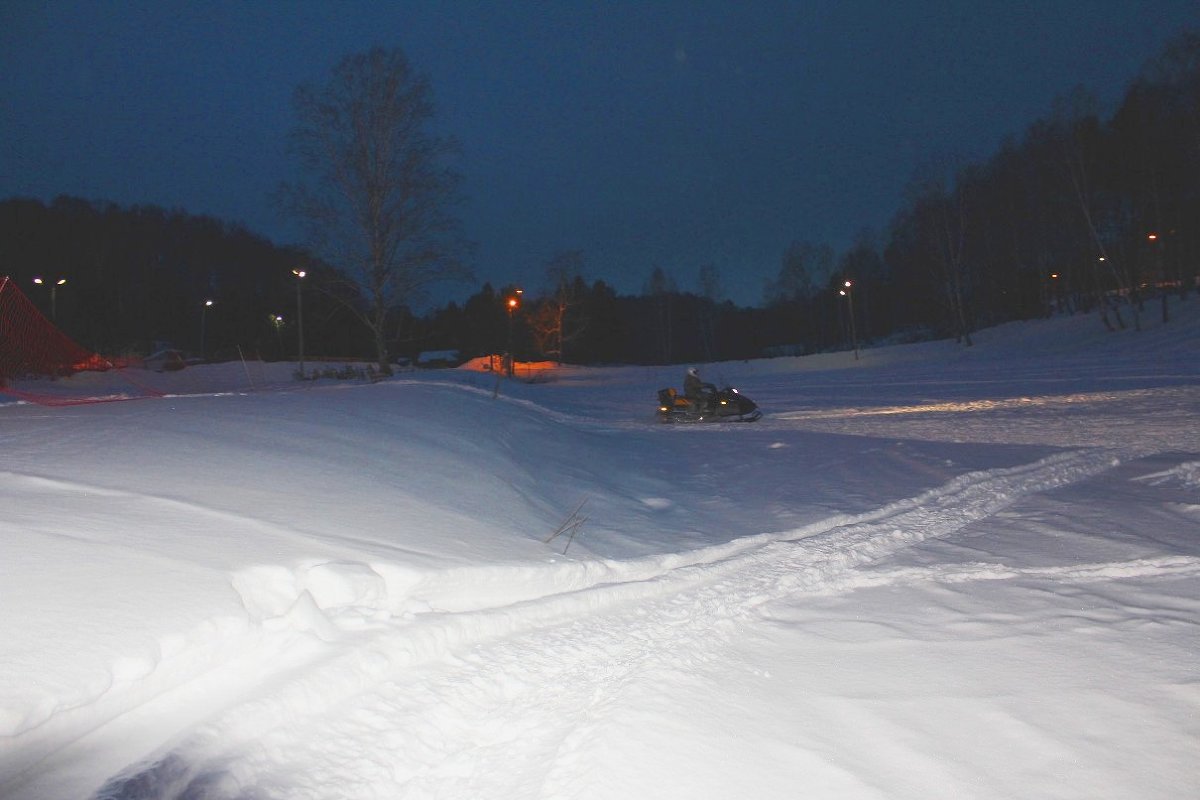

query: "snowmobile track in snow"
left=89, top=446, right=1148, bottom=799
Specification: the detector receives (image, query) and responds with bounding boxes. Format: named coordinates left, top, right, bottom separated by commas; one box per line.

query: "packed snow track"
left=67, top=449, right=1182, bottom=799
left=3, top=306, right=1197, bottom=799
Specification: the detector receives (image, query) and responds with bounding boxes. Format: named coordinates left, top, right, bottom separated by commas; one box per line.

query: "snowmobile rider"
left=683, top=367, right=715, bottom=410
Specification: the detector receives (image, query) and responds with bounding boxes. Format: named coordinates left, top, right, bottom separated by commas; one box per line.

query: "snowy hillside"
left=2, top=303, right=1198, bottom=800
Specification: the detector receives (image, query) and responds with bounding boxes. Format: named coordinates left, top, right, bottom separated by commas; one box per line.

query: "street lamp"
left=292, top=268, right=306, bottom=377
left=32, top=276, right=67, bottom=322
left=505, top=288, right=522, bottom=377
left=270, top=313, right=285, bottom=355
left=838, top=280, right=859, bottom=360
left=1047, top=273, right=1061, bottom=314
left=201, top=299, right=214, bottom=361
left=1148, top=233, right=1166, bottom=322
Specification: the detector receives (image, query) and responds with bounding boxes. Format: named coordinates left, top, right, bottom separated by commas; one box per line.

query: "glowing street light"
left=201, top=299, right=214, bottom=361
left=838, top=279, right=859, bottom=360
left=32, top=276, right=67, bottom=322
left=269, top=313, right=285, bottom=355
left=292, top=268, right=306, bottom=377
left=505, top=288, right=522, bottom=377
left=1147, top=233, right=1168, bottom=322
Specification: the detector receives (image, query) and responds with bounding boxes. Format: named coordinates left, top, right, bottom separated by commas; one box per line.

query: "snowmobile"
left=657, top=383, right=762, bottom=423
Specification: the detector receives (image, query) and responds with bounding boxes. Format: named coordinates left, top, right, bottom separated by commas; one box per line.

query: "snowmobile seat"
left=658, top=388, right=691, bottom=408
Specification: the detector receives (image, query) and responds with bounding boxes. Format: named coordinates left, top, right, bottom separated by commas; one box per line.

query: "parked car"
left=143, top=349, right=187, bottom=372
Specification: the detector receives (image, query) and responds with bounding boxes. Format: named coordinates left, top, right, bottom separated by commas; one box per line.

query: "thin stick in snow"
left=545, top=497, right=588, bottom=554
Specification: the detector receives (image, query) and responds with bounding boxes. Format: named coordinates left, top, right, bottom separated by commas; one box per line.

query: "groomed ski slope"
left=2, top=303, right=1198, bottom=799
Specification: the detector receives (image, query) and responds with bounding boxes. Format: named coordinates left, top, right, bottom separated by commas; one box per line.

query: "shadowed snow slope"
left=1, top=302, right=1197, bottom=799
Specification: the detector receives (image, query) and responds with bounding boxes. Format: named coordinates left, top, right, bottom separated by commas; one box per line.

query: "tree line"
left=2, top=33, right=1195, bottom=370
left=0, top=197, right=886, bottom=367
left=0, top=196, right=372, bottom=363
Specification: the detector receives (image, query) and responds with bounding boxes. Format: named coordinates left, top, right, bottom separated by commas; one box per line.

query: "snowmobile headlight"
left=719, top=399, right=727, bottom=405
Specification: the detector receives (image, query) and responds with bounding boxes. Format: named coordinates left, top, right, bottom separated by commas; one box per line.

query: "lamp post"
left=32, top=276, right=67, bottom=322
left=270, top=313, right=285, bottom=356
left=292, top=268, right=306, bottom=376
left=838, top=280, right=859, bottom=360
left=1148, top=233, right=1167, bottom=323
left=505, top=288, right=522, bottom=377
left=201, top=299, right=214, bottom=361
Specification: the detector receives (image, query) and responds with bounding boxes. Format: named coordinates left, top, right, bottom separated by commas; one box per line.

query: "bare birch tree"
left=1047, top=89, right=1137, bottom=331
left=529, top=250, right=586, bottom=365
left=280, top=47, right=470, bottom=372
left=907, top=162, right=974, bottom=346
left=644, top=267, right=676, bottom=363
left=696, top=263, right=722, bottom=360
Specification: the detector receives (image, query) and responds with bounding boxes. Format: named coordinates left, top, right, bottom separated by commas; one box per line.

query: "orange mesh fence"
left=0, top=276, right=165, bottom=404
left=0, top=275, right=109, bottom=380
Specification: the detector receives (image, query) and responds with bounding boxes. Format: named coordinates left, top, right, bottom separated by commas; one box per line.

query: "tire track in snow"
left=87, top=447, right=1134, bottom=799
left=808, top=555, right=1200, bottom=596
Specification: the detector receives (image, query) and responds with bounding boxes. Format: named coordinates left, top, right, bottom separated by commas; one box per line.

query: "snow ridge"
left=89, top=447, right=1126, bottom=799
left=5, top=303, right=1197, bottom=800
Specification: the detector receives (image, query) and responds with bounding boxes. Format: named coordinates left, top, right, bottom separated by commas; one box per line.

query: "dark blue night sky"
left=2, top=1, right=1197, bottom=308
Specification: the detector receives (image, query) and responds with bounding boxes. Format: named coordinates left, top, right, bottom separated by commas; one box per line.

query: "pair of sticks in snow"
left=545, top=497, right=588, bottom=554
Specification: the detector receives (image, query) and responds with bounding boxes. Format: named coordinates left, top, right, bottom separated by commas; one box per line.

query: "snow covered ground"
left=2, top=302, right=1198, bottom=800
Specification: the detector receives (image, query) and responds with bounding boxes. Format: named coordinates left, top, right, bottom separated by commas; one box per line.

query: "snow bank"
left=2, top=302, right=1198, bottom=799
